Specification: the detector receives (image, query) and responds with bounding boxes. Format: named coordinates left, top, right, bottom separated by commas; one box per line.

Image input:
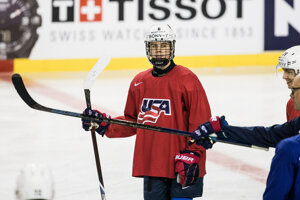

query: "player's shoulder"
left=173, top=65, right=205, bottom=91
left=287, top=97, right=294, bottom=107
left=132, top=68, right=152, bottom=81
left=174, top=65, right=198, bottom=79
left=174, top=65, right=194, bottom=73
left=276, top=135, right=300, bottom=163
left=128, top=68, right=152, bottom=88
left=277, top=134, right=300, bottom=151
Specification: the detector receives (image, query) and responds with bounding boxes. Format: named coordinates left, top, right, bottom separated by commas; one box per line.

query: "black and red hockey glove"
left=82, top=108, right=110, bottom=136
left=195, top=137, right=214, bottom=149
left=191, top=116, right=228, bottom=141
left=174, top=150, right=200, bottom=187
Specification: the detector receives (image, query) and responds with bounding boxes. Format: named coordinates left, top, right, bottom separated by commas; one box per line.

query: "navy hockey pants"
left=143, top=176, right=203, bottom=200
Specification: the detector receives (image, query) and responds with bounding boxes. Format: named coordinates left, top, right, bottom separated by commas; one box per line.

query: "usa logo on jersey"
left=137, top=98, right=171, bottom=124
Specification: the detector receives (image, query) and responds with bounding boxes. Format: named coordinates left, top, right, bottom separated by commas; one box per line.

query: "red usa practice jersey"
left=105, top=65, right=211, bottom=178
left=286, top=98, right=300, bottom=121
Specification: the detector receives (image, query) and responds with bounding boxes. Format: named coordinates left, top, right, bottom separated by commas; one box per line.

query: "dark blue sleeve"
left=222, top=117, right=300, bottom=148
left=263, top=138, right=297, bottom=200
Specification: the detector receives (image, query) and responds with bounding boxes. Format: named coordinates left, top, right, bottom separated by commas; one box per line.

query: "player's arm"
left=221, top=116, right=300, bottom=147
left=183, top=73, right=212, bottom=150
left=174, top=74, right=211, bottom=187
left=192, top=116, right=300, bottom=148
left=221, top=123, right=294, bottom=148
left=82, top=83, right=137, bottom=138
left=105, top=84, right=137, bottom=138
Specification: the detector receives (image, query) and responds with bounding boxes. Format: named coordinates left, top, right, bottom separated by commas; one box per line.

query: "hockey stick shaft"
left=11, top=73, right=269, bottom=151
left=83, top=57, right=110, bottom=200
left=85, top=89, right=106, bottom=200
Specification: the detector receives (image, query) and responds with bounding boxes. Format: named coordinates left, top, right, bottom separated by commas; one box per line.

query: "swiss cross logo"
left=80, top=0, right=102, bottom=22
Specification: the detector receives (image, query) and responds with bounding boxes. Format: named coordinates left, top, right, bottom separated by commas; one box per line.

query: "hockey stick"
left=83, top=57, right=110, bottom=200
left=11, top=73, right=269, bottom=151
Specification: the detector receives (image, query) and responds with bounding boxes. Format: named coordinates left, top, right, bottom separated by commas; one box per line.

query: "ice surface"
left=0, top=70, right=289, bottom=200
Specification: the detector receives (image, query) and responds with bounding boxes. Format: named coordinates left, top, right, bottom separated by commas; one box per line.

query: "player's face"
left=291, top=88, right=300, bottom=110
left=283, top=68, right=296, bottom=89
left=149, top=42, right=171, bottom=60
left=290, top=77, right=300, bottom=110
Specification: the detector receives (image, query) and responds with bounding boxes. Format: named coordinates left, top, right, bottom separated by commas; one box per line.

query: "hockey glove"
left=195, top=137, right=215, bottom=149
left=174, top=150, right=200, bottom=187
left=191, top=116, right=228, bottom=141
left=82, top=108, right=110, bottom=136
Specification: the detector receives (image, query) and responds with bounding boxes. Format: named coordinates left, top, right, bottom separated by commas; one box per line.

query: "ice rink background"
left=0, top=69, right=290, bottom=199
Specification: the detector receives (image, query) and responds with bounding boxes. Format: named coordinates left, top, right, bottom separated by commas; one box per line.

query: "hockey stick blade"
left=83, top=57, right=111, bottom=90
left=11, top=74, right=269, bottom=151
left=12, top=73, right=87, bottom=120
left=12, top=73, right=48, bottom=111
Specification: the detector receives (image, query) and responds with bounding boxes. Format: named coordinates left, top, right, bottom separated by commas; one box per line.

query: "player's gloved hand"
left=195, top=137, right=215, bottom=149
left=174, top=150, right=200, bottom=187
left=191, top=116, right=228, bottom=141
left=82, top=108, right=110, bottom=136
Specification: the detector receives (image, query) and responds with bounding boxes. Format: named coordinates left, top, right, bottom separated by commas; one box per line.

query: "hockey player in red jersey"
left=276, top=45, right=300, bottom=121
left=82, top=24, right=211, bottom=200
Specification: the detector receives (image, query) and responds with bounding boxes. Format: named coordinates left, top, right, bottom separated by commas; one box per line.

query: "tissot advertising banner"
left=1, top=0, right=299, bottom=60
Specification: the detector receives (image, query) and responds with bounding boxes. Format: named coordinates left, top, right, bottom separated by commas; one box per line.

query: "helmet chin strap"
left=152, top=60, right=175, bottom=77
left=151, top=58, right=170, bottom=68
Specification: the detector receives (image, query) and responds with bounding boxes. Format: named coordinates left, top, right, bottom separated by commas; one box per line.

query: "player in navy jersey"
left=191, top=75, right=300, bottom=200
left=82, top=24, right=212, bottom=200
